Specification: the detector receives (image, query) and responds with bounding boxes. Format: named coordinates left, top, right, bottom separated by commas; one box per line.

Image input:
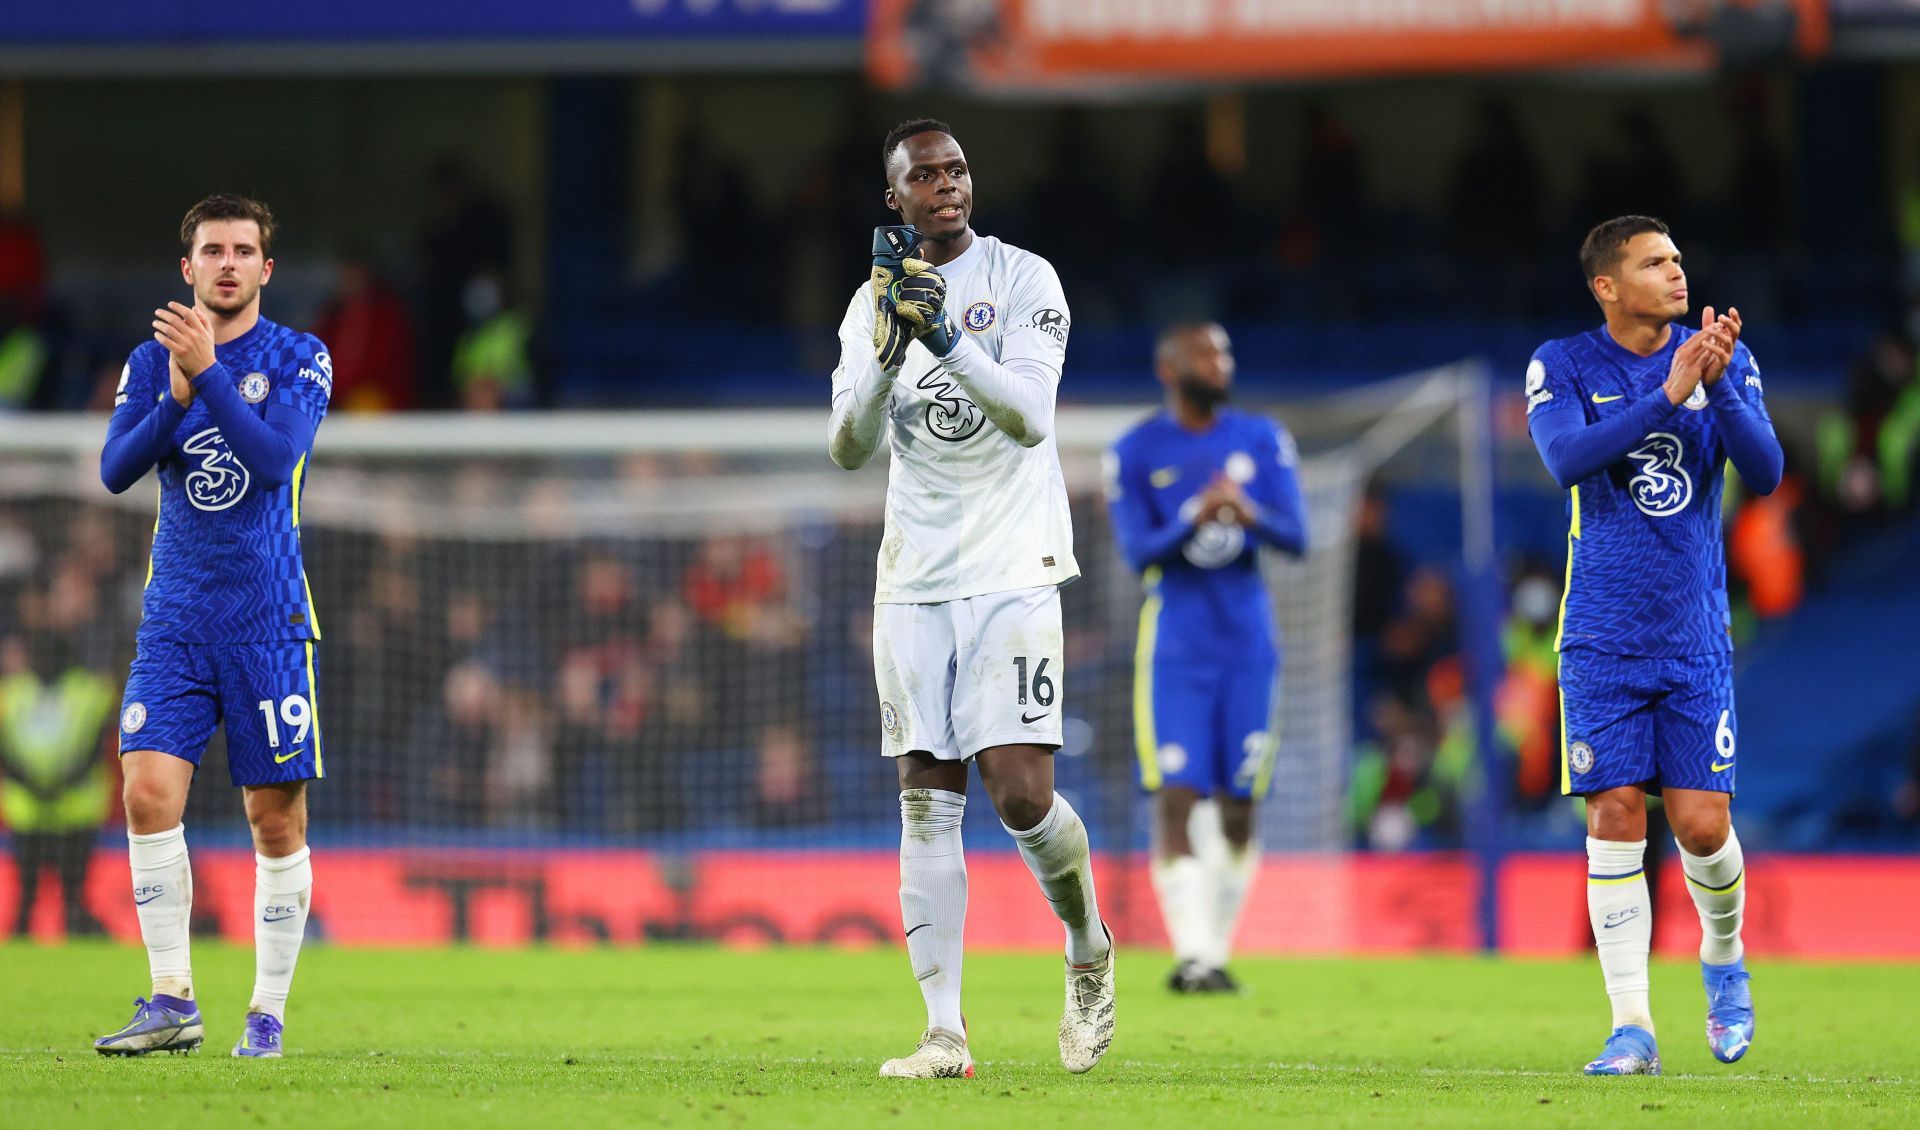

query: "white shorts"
left=873, top=585, right=1065, bottom=760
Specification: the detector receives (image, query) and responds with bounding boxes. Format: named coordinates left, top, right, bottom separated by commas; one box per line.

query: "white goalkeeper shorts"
left=872, top=585, right=1065, bottom=760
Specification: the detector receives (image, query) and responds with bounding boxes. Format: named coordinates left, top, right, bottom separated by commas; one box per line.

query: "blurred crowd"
left=0, top=75, right=1901, bottom=411
left=0, top=156, right=538, bottom=415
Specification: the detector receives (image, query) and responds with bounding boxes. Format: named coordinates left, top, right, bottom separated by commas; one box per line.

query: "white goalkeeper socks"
left=1005, top=792, right=1108, bottom=966
left=1587, top=836, right=1654, bottom=1033
left=1150, top=853, right=1210, bottom=968
left=128, top=824, right=194, bottom=1001
left=251, top=846, right=313, bottom=1022
left=1679, top=827, right=1746, bottom=967
left=898, top=789, right=968, bottom=1036
left=1205, top=844, right=1260, bottom=971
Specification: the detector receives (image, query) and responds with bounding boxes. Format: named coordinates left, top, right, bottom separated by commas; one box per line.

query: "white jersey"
left=832, top=233, right=1080, bottom=604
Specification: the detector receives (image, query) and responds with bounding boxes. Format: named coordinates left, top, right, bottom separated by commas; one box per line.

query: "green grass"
left=2, top=943, right=1916, bottom=1128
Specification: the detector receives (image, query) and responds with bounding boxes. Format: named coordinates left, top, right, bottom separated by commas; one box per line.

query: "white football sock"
left=1206, top=843, right=1260, bottom=971
left=1678, top=826, right=1746, bottom=966
left=128, top=824, right=193, bottom=1001
left=898, top=789, right=968, bottom=1036
left=1149, top=853, right=1210, bottom=967
left=1005, top=792, right=1107, bottom=966
left=250, top=846, right=313, bottom=1021
left=1587, top=836, right=1654, bottom=1034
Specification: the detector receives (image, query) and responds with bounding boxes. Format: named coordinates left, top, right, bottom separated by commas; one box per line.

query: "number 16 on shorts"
left=1007, top=653, right=1063, bottom=747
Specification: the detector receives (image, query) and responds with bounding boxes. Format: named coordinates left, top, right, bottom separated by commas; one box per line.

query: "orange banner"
left=869, top=0, right=1828, bottom=89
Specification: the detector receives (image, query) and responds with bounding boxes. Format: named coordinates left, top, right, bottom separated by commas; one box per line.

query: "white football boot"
left=1059, top=924, right=1116, bottom=1073
left=879, top=1026, right=974, bottom=1079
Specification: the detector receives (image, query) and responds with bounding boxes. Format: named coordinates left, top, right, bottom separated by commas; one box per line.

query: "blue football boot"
left=94, top=995, right=204, bottom=1056
left=1703, top=958, right=1754, bottom=1063
left=1583, top=1024, right=1661, bottom=1075
left=232, top=1011, right=284, bottom=1058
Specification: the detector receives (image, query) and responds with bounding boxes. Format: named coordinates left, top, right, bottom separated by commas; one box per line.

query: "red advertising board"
left=7, top=847, right=1914, bottom=957
left=869, top=0, right=1830, bottom=89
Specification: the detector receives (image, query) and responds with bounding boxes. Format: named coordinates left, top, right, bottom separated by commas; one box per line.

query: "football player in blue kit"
left=1526, top=216, right=1781, bottom=1075
left=93, top=195, right=332, bottom=1059
left=1107, top=322, right=1307, bottom=993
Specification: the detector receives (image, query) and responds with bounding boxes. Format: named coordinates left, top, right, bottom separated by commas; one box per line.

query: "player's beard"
left=199, top=278, right=259, bottom=317
left=1176, top=374, right=1228, bottom=412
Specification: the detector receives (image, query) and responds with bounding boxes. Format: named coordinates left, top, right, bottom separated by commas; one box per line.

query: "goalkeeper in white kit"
left=828, top=118, right=1115, bottom=1079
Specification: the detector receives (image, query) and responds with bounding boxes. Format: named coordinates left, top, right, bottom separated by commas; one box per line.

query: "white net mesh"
left=0, top=372, right=1476, bottom=945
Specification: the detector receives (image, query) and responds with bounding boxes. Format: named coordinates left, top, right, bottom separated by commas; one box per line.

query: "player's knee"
left=121, top=774, right=182, bottom=833
left=1153, top=789, right=1196, bottom=856
left=245, top=801, right=307, bottom=855
left=1219, top=800, right=1256, bottom=848
left=248, top=814, right=304, bottom=857
left=991, top=787, right=1051, bottom=833
left=1671, top=814, right=1730, bottom=857
left=1585, top=792, right=1644, bottom=841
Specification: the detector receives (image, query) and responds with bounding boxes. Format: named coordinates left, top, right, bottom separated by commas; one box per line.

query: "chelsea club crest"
left=963, top=301, right=995, bottom=332
left=240, top=372, right=271, bottom=403
left=1569, top=741, right=1595, bottom=774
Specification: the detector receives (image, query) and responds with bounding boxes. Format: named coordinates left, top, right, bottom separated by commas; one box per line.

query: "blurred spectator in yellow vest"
left=2, top=630, right=115, bottom=938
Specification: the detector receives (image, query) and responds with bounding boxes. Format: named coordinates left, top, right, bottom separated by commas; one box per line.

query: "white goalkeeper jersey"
left=831, top=233, right=1081, bottom=605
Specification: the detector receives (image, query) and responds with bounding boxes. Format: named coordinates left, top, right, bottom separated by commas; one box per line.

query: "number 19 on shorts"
left=257, top=693, right=313, bottom=749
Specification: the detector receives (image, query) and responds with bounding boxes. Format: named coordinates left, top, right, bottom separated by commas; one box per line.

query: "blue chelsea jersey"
left=112, top=318, right=331, bottom=644
left=1107, top=408, right=1306, bottom=657
left=1526, top=323, right=1770, bottom=658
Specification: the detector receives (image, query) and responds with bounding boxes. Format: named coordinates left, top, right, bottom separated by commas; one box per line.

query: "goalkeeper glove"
left=870, top=225, right=922, bottom=371
left=893, top=258, right=958, bottom=357
left=871, top=265, right=912, bottom=370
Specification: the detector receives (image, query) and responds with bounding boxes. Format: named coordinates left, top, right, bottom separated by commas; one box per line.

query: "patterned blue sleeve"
left=1523, top=342, right=1582, bottom=419
left=1707, top=342, right=1781, bottom=494
left=189, top=334, right=330, bottom=487
left=1246, top=420, right=1307, bottom=556
left=100, top=346, right=185, bottom=494
left=275, top=333, right=333, bottom=433
left=1105, top=431, right=1194, bottom=572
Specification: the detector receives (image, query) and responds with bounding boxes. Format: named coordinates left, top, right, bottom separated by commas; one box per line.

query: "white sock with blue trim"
left=251, top=846, right=312, bottom=1022
left=1587, top=836, right=1654, bottom=1034
left=128, top=824, right=193, bottom=1001
left=1678, top=826, right=1745, bottom=966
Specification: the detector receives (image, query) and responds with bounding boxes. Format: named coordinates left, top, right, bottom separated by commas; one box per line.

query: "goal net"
left=0, top=365, right=1487, bottom=949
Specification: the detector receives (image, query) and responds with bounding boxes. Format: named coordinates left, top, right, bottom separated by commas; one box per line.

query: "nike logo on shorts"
left=1592, top=393, right=1624, bottom=404
left=1021, top=712, right=1050, bottom=724
left=274, top=747, right=304, bottom=764
left=1711, top=761, right=1734, bottom=773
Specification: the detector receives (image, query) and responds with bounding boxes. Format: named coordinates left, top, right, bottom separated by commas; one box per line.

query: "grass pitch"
left=2, top=943, right=1915, bottom=1128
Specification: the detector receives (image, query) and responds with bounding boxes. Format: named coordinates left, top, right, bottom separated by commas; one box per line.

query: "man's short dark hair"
left=1579, top=215, right=1669, bottom=285
left=180, top=194, right=275, bottom=256
left=881, top=118, right=954, bottom=180
left=1155, top=321, right=1223, bottom=368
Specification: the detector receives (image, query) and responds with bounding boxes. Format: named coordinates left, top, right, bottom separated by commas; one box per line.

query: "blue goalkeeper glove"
left=893, top=258, right=958, bottom=357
